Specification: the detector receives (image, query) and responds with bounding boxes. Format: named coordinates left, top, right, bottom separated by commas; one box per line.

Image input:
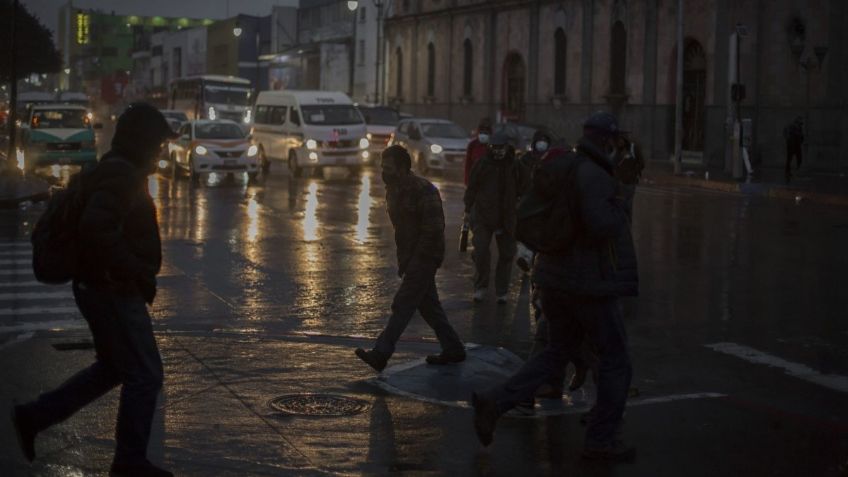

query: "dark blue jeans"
left=20, top=281, right=164, bottom=466
left=486, top=289, right=632, bottom=448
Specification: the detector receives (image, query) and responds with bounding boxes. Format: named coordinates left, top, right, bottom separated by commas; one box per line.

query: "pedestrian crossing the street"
left=0, top=241, right=83, bottom=338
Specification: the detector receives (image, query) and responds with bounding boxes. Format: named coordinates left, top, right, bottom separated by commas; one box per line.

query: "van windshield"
left=301, top=105, right=364, bottom=126
left=31, top=109, right=88, bottom=129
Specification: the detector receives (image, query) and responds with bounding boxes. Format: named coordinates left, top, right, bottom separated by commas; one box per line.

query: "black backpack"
left=516, top=148, right=585, bottom=255
left=31, top=174, right=86, bottom=284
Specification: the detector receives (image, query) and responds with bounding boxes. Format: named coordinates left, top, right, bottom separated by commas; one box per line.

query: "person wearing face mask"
left=472, top=111, right=639, bottom=462
left=355, top=145, right=466, bottom=372
left=520, top=130, right=554, bottom=173
left=464, top=131, right=530, bottom=303
left=464, top=118, right=492, bottom=186
left=12, top=103, right=177, bottom=477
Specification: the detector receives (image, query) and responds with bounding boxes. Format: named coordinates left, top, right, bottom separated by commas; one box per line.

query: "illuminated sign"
left=76, top=13, right=90, bottom=45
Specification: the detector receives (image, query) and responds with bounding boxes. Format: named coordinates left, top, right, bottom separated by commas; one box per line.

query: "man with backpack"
left=464, top=131, right=529, bottom=303
left=472, top=111, right=639, bottom=462
left=12, top=103, right=178, bottom=477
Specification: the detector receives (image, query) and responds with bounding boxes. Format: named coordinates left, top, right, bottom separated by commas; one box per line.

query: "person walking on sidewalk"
left=471, top=111, right=639, bottom=462
left=11, top=103, right=177, bottom=477
left=355, top=145, right=466, bottom=372
left=465, top=131, right=529, bottom=303
left=784, top=117, right=804, bottom=182
left=464, top=118, right=492, bottom=186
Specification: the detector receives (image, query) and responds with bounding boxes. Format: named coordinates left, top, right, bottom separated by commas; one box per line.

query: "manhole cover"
left=268, top=393, right=370, bottom=417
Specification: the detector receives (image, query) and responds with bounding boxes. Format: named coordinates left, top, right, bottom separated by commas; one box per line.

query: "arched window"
left=610, top=21, right=627, bottom=95
left=427, top=42, right=436, bottom=97
left=395, top=47, right=403, bottom=98
left=463, top=39, right=473, bottom=97
left=554, top=28, right=567, bottom=96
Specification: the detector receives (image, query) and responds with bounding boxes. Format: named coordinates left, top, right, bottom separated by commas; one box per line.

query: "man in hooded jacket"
left=12, top=103, right=177, bottom=477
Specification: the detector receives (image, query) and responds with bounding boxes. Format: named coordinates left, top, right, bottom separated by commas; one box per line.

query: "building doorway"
left=502, top=53, right=526, bottom=121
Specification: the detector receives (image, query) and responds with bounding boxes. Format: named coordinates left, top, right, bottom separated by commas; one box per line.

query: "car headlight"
left=359, top=138, right=370, bottom=149
left=430, top=144, right=443, bottom=154
left=158, top=160, right=169, bottom=169
left=207, top=106, right=216, bottom=120
left=247, top=145, right=258, bottom=157
left=306, top=139, right=318, bottom=150
left=366, top=133, right=373, bottom=140
left=244, top=109, right=252, bottom=124
left=195, top=145, right=208, bottom=156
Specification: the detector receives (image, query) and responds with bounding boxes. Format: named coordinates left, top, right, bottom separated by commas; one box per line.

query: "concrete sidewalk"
left=643, top=160, right=848, bottom=207
left=2, top=329, right=845, bottom=476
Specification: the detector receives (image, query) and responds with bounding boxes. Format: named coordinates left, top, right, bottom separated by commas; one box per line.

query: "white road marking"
left=0, top=319, right=85, bottom=333
left=0, top=243, right=31, bottom=249
left=0, top=291, right=74, bottom=300
left=0, top=270, right=34, bottom=276
left=0, top=251, right=32, bottom=257
left=706, top=342, right=848, bottom=394
left=0, top=306, right=78, bottom=316
left=0, top=259, right=32, bottom=265
left=0, top=281, right=53, bottom=288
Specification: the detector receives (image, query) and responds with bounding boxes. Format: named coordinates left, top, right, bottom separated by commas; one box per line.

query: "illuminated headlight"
left=158, top=160, right=169, bottom=169
left=306, top=139, right=318, bottom=150
left=207, top=106, right=216, bottom=120
left=247, top=145, right=258, bottom=157
left=308, top=152, right=318, bottom=162
left=194, top=145, right=208, bottom=155
left=362, top=151, right=370, bottom=160
left=86, top=112, right=94, bottom=121
left=430, top=144, right=443, bottom=154
left=244, top=109, right=252, bottom=124
left=366, top=133, right=373, bottom=140
left=359, top=138, right=370, bottom=149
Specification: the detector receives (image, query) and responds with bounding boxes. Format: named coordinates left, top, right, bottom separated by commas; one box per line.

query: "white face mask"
left=535, top=141, right=549, bottom=153
left=478, top=133, right=490, bottom=144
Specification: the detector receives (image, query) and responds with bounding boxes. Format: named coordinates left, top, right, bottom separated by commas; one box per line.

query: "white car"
left=389, top=118, right=470, bottom=174
left=169, top=120, right=261, bottom=182
left=357, top=105, right=401, bottom=160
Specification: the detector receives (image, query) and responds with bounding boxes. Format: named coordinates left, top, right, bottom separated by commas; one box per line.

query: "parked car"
left=20, top=104, right=101, bottom=171
left=168, top=119, right=261, bottom=182
left=389, top=118, right=470, bottom=174
left=493, top=122, right=561, bottom=153
left=252, top=90, right=369, bottom=177
left=357, top=105, right=400, bottom=160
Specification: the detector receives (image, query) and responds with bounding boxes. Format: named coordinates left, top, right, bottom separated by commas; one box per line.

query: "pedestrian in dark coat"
left=784, top=117, right=804, bottom=182
left=355, top=145, right=466, bottom=372
left=464, top=131, right=530, bottom=303
left=472, top=111, right=638, bottom=462
left=12, top=103, right=177, bottom=477
left=464, top=118, right=492, bottom=185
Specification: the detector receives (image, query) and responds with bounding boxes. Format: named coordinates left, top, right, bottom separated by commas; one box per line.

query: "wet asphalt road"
left=0, top=133, right=847, bottom=475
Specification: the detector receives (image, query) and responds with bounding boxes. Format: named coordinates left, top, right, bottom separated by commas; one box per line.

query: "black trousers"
left=786, top=144, right=803, bottom=176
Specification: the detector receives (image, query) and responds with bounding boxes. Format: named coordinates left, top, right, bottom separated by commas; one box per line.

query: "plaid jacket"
left=386, top=174, right=446, bottom=275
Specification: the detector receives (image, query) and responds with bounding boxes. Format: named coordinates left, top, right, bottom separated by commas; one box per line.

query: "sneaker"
left=581, top=441, right=636, bottom=462
left=473, top=289, right=487, bottom=302
left=426, top=350, right=466, bottom=365
left=11, top=405, right=37, bottom=462
left=110, top=461, right=174, bottom=477
left=568, top=365, right=588, bottom=391
left=496, top=294, right=508, bottom=304
left=355, top=348, right=388, bottom=373
left=471, top=392, right=499, bottom=447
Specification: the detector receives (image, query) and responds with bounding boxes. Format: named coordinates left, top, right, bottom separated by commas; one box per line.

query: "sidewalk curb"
left=643, top=174, right=848, bottom=207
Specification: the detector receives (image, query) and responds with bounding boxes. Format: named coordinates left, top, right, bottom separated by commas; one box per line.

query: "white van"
left=251, top=90, right=370, bottom=176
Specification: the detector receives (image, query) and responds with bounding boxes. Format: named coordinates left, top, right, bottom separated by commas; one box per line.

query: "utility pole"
left=6, top=0, right=19, bottom=171
left=673, top=0, right=683, bottom=174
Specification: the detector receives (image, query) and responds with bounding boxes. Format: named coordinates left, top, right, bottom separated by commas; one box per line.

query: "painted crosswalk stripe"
left=0, top=270, right=33, bottom=276
left=0, top=251, right=32, bottom=257
left=706, top=342, right=848, bottom=394
left=0, top=281, right=49, bottom=288
left=0, top=291, right=73, bottom=300
left=0, top=259, right=33, bottom=265
left=0, top=243, right=31, bottom=249
left=0, top=306, right=78, bottom=317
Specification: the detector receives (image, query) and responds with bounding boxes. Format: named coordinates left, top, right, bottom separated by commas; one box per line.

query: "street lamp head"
left=233, top=26, right=243, bottom=37
left=64, top=68, right=71, bottom=75
left=347, top=1, right=358, bottom=11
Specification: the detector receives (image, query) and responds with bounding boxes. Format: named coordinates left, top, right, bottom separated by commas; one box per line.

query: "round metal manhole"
left=268, top=393, right=370, bottom=417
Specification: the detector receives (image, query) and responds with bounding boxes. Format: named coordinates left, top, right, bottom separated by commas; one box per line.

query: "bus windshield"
left=31, top=109, right=88, bottom=129
left=301, top=105, right=364, bottom=126
left=203, top=83, right=251, bottom=106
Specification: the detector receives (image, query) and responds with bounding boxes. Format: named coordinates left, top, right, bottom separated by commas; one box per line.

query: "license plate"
left=224, top=160, right=237, bottom=166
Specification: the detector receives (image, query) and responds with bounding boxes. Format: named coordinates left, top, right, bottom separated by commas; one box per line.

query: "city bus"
left=169, top=75, right=253, bottom=125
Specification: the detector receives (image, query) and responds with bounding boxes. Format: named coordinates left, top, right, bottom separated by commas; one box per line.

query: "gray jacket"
left=533, top=138, right=638, bottom=297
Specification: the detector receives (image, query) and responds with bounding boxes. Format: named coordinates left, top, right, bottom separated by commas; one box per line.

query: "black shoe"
left=11, top=405, right=36, bottom=462
left=568, top=365, right=588, bottom=391
left=471, top=392, right=499, bottom=447
left=355, top=348, right=387, bottom=372
left=425, top=350, right=466, bottom=365
left=581, top=441, right=636, bottom=462
left=110, top=461, right=174, bottom=477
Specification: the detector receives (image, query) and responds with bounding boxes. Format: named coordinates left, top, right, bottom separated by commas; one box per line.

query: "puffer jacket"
left=386, top=173, right=446, bottom=275
left=533, top=138, right=638, bottom=297
left=76, top=153, right=162, bottom=302
left=464, top=150, right=529, bottom=233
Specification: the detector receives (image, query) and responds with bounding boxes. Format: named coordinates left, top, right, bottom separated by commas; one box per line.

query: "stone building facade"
left=383, top=0, right=848, bottom=171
